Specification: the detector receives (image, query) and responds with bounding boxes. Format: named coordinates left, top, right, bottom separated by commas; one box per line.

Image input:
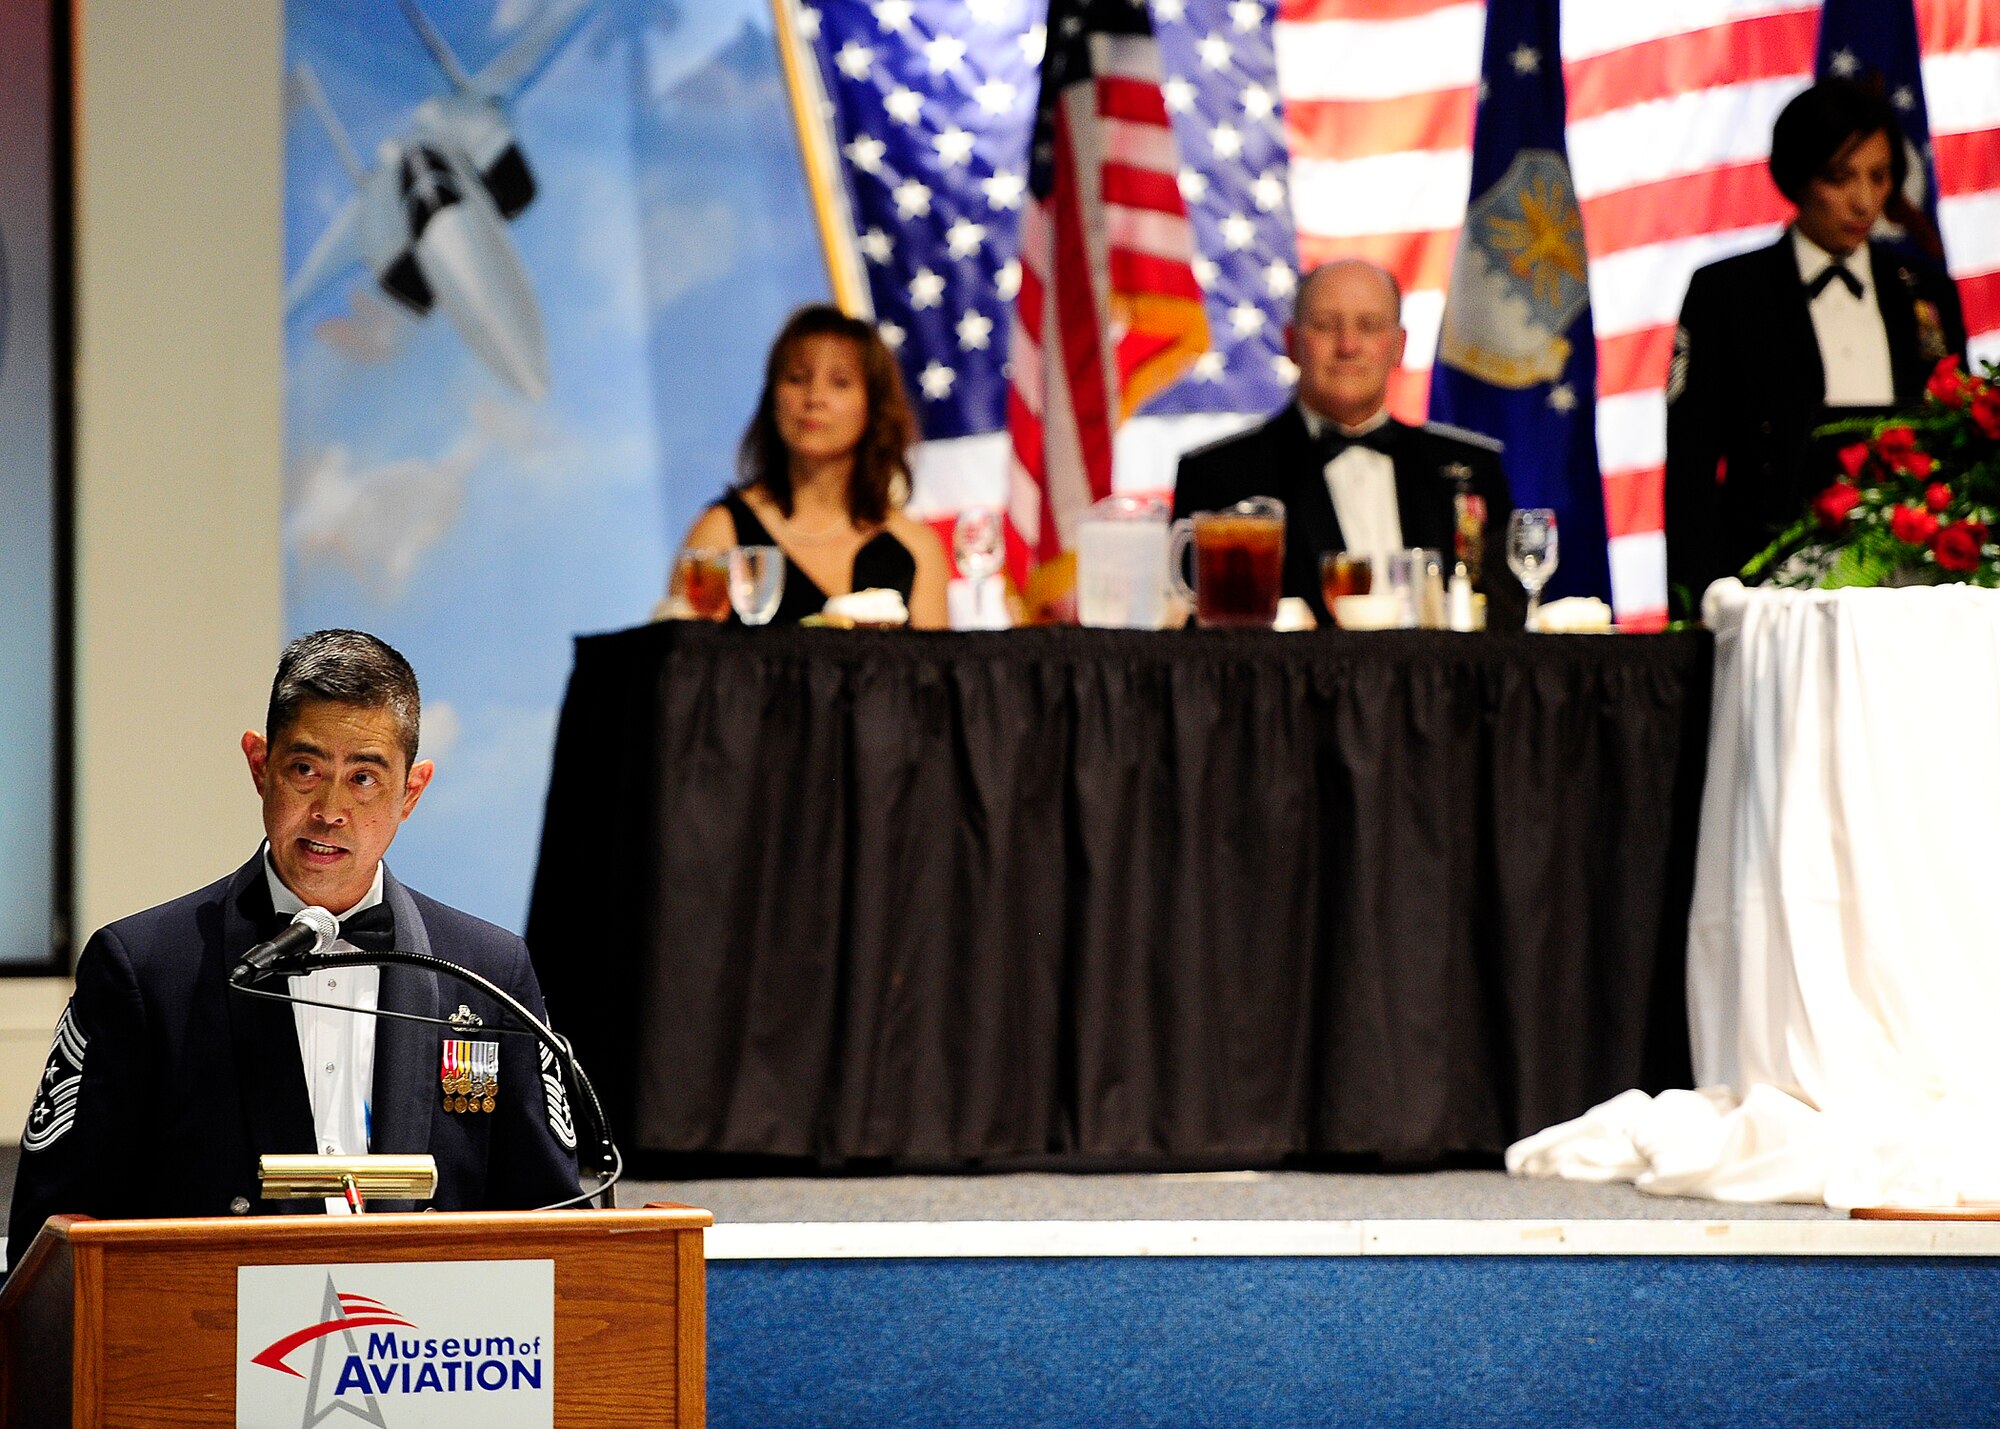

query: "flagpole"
left=768, top=0, right=871, bottom=317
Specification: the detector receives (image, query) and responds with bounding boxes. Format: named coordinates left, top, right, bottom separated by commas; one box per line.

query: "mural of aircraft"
left=286, top=0, right=597, bottom=401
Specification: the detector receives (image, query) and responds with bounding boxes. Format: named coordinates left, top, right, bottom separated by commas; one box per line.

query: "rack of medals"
left=441, top=1037, right=500, bottom=1113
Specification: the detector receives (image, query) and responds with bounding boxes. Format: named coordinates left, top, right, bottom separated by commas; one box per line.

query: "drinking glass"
left=953, top=506, right=1005, bottom=584
left=1507, top=508, right=1560, bottom=631
left=728, top=545, right=785, bottom=626
left=1381, top=550, right=1418, bottom=627
left=675, top=548, right=731, bottom=621
left=1319, top=550, right=1373, bottom=614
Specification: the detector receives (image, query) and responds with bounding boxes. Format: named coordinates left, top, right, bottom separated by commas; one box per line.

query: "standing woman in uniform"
left=1664, top=78, right=1967, bottom=615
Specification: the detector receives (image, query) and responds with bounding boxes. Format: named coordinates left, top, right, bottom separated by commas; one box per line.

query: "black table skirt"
left=526, top=623, right=1709, bottom=1170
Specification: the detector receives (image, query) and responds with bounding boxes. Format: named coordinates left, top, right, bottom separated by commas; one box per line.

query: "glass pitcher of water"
left=1077, top=493, right=1172, bottom=629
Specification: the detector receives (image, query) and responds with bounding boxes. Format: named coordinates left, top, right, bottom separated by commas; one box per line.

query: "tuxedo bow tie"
left=1316, top=427, right=1395, bottom=462
left=1807, top=261, right=1863, bottom=301
left=254, top=899, right=396, bottom=953
left=337, top=902, right=398, bottom=953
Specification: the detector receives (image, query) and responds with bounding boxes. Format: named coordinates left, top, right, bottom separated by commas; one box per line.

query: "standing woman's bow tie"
left=1808, top=261, right=1863, bottom=300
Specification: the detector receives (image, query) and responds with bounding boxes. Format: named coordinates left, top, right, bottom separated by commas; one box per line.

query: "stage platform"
left=10, top=1153, right=1996, bottom=1424
left=617, top=1169, right=1999, bottom=1427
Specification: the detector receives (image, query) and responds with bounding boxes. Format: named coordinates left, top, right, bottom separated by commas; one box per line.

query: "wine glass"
left=953, top=507, right=1005, bottom=628
left=728, top=545, right=785, bottom=626
left=1507, top=508, right=1559, bottom=631
left=953, top=506, right=1005, bottom=583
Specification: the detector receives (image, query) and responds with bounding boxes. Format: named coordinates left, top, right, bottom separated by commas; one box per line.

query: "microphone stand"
left=229, top=948, right=621, bottom=1211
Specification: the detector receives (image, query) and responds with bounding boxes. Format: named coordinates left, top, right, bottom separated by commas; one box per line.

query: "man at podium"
left=6, top=630, right=579, bottom=1270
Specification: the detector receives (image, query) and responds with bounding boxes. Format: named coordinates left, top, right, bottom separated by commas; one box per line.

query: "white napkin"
left=1534, top=596, right=1613, bottom=632
left=824, top=588, right=909, bottom=626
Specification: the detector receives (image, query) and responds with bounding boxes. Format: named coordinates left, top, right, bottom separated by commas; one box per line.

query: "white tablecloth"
left=1509, top=581, right=2000, bottom=1207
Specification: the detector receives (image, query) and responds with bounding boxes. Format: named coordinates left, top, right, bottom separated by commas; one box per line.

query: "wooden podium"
left=0, top=1203, right=710, bottom=1427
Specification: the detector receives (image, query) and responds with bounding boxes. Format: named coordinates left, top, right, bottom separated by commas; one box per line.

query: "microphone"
left=230, top=906, right=341, bottom=984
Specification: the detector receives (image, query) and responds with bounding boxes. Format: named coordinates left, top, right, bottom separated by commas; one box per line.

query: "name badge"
left=441, top=1038, right=500, bottom=1114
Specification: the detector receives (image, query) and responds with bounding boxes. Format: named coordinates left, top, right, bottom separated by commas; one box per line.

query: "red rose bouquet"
left=1744, top=357, right=2000, bottom=589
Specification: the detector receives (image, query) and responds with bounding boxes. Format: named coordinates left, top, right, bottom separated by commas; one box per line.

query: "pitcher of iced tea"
left=1169, top=496, right=1286, bottom=627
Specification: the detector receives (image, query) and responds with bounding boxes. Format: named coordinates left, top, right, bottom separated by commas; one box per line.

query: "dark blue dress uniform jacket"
left=1664, top=234, right=1967, bottom=613
left=5, top=854, right=580, bottom=1271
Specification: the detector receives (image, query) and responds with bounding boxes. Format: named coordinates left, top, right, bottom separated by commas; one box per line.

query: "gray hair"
left=266, top=629, right=421, bottom=767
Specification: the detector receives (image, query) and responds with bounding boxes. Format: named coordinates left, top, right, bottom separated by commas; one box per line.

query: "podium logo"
left=238, top=1260, right=555, bottom=1429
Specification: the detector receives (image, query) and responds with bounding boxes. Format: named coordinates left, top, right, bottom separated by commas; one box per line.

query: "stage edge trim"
left=703, top=1218, right=2000, bottom=1260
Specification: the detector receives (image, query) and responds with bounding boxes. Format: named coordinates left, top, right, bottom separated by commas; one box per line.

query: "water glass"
left=728, top=545, right=785, bottom=626
left=1377, top=548, right=1441, bottom=627
left=1507, top=509, right=1560, bottom=631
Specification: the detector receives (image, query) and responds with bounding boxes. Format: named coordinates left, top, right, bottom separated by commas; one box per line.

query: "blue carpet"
left=710, top=1256, right=2000, bottom=1426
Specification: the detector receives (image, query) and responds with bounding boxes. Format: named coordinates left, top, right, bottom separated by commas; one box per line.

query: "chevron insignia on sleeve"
left=1666, top=324, right=1691, bottom=406
left=22, top=1005, right=87, bottom=1153
left=537, top=1042, right=577, bottom=1150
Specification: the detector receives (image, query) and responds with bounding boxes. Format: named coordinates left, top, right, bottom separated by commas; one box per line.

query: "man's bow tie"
left=1317, top=426, right=1395, bottom=462
left=337, top=902, right=398, bottom=953
left=255, top=900, right=397, bottom=953
left=1807, top=261, right=1863, bottom=301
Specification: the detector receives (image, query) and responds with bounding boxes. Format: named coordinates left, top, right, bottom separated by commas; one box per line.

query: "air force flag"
left=1817, top=0, right=1946, bottom=263
left=1431, top=0, right=1611, bottom=603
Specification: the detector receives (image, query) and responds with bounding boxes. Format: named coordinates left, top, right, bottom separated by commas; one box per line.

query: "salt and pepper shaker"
left=1419, top=554, right=1448, bottom=629
left=1447, top=562, right=1476, bottom=631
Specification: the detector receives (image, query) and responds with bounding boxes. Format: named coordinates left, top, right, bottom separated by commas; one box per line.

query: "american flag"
left=799, top=0, right=1301, bottom=565
left=801, top=0, right=2000, bottom=620
left=1005, top=0, right=1210, bottom=598
left=804, top=0, right=1040, bottom=457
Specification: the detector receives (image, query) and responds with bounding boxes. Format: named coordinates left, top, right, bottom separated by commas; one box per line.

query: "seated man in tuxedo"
left=1175, top=258, right=1523, bottom=629
left=6, top=630, right=578, bottom=1271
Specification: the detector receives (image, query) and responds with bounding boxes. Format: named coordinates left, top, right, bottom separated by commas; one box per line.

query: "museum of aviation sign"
left=236, top=1259, right=554, bottom=1428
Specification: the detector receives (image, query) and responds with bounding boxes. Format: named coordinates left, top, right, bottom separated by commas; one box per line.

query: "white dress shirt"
left=1793, top=229, right=1895, bottom=408
left=263, top=851, right=383, bottom=1213
left=1300, top=402, right=1404, bottom=558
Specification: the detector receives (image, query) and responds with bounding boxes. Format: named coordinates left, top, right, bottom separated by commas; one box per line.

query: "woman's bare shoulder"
left=682, top=501, right=737, bottom=550
left=886, top=509, right=948, bottom=563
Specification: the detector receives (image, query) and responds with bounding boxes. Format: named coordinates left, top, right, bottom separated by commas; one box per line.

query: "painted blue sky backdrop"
left=284, top=0, right=827, bottom=930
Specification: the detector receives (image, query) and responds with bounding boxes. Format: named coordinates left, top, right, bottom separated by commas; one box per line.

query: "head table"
left=525, top=621, right=1710, bottom=1171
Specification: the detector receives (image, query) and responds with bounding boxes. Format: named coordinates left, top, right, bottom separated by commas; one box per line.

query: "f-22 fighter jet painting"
left=288, top=0, right=596, bottom=400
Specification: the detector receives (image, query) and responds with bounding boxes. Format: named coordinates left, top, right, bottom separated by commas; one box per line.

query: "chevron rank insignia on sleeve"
left=537, top=1042, right=577, bottom=1150
left=22, top=1005, right=87, bottom=1153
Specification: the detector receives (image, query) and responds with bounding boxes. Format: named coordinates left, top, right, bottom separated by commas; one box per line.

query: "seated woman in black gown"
left=675, top=305, right=951, bottom=628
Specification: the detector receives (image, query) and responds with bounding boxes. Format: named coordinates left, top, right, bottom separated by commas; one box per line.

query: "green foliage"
left=1819, top=536, right=1900, bottom=590
left=1739, top=517, right=1813, bottom=583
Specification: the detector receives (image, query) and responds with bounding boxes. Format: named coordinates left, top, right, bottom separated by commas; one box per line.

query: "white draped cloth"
left=1509, top=581, right=2000, bottom=1208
